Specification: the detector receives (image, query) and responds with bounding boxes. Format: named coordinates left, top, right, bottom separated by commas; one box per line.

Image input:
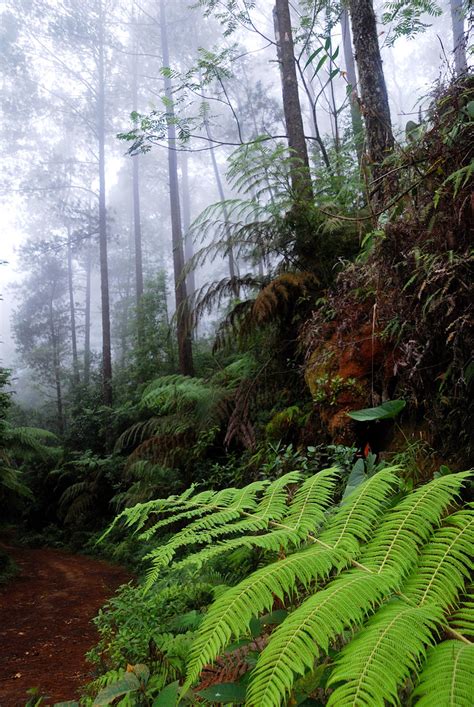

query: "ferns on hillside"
left=106, top=467, right=474, bottom=705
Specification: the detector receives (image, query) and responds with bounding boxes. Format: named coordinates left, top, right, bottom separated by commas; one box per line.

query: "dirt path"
left=0, top=542, right=131, bottom=706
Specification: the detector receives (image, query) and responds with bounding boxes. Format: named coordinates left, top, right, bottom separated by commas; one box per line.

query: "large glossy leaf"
left=346, top=399, right=406, bottom=422
left=342, top=459, right=366, bottom=499
left=196, top=681, right=247, bottom=704
left=93, top=673, right=140, bottom=706
left=153, top=680, right=180, bottom=706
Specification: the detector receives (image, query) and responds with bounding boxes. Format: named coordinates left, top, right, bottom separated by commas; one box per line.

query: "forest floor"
left=0, top=538, right=130, bottom=706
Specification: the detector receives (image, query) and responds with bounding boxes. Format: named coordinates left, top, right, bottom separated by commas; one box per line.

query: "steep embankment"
left=0, top=542, right=130, bottom=705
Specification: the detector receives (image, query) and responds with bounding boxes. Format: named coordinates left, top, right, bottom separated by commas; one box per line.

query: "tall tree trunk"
left=49, top=292, right=64, bottom=435
left=97, top=0, right=113, bottom=404
left=348, top=0, right=394, bottom=207
left=203, top=114, right=239, bottom=295
left=84, top=233, right=92, bottom=386
left=450, top=0, right=467, bottom=75
left=180, top=151, right=196, bottom=302
left=160, top=0, right=194, bottom=376
left=67, top=226, right=80, bottom=386
left=273, top=0, right=313, bottom=204
left=131, top=15, right=144, bottom=349
left=341, top=6, right=364, bottom=165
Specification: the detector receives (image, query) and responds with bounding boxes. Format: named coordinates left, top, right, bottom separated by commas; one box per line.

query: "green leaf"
left=312, top=54, right=328, bottom=78
left=342, top=459, right=366, bottom=499
left=197, top=682, right=247, bottom=704
left=153, top=680, right=180, bottom=706
left=131, top=663, right=150, bottom=683
left=346, top=399, right=406, bottom=421
left=303, top=47, right=323, bottom=69
left=93, top=673, right=140, bottom=705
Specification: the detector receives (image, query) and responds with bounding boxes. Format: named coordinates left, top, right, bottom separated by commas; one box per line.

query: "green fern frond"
left=403, top=510, right=474, bottom=608
left=413, top=640, right=474, bottom=706
left=320, top=468, right=400, bottom=550
left=184, top=545, right=347, bottom=692
left=327, top=602, right=442, bottom=706
left=450, top=589, right=474, bottom=637
left=360, top=473, right=469, bottom=577
left=247, top=572, right=397, bottom=707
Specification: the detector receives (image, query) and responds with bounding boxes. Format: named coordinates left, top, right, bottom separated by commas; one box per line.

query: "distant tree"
left=160, top=0, right=194, bottom=377
left=12, top=240, right=70, bottom=433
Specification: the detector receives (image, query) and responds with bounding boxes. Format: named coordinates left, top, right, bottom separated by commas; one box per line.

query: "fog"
left=0, top=0, right=468, bottom=414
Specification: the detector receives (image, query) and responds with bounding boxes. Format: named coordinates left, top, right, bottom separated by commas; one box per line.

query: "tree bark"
left=180, top=150, right=196, bottom=302
left=348, top=0, right=394, bottom=206
left=97, top=0, right=113, bottom=404
left=273, top=0, right=313, bottom=204
left=160, top=0, right=194, bottom=376
left=450, top=0, right=467, bottom=75
left=84, top=232, right=92, bottom=386
left=341, top=6, right=364, bottom=165
left=66, top=226, right=80, bottom=386
left=131, top=15, right=144, bottom=343
left=48, top=291, right=64, bottom=435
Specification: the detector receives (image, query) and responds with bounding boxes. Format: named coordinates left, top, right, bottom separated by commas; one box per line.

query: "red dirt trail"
left=0, top=542, right=130, bottom=706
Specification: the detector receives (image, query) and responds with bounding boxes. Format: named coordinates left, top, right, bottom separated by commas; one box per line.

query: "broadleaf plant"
left=105, top=467, right=473, bottom=705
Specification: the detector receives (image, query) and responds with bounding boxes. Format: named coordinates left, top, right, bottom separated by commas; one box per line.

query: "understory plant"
left=102, top=464, right=473, bottom=705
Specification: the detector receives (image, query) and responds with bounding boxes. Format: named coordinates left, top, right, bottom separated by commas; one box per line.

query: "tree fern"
left=450, top=589, right=474, bottom=637
left=326, top=602, right=442, bottom=706
left=247, top=571, right=397, bottom=707
left=413, top=640, right=474, bottom=706
left=104, top=469, right=473, bottom=705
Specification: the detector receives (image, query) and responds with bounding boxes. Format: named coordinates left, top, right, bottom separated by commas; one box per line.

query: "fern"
left=105, top=469, right=473, bottom=705
left=326, top=602, right=442, bottom=706
left=413, top=640, right=474, bottom=706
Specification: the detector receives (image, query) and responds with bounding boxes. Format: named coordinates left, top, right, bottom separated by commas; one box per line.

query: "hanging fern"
left=105, top=467, right=473, bottom=705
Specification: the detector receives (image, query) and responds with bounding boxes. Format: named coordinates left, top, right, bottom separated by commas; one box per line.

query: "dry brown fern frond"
left=212, top=272, right=320, bottom=353
left=128, top=430, right=195, bottom=467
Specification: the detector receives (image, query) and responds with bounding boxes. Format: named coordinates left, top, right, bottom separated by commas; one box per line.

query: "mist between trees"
left=0, top=0, right=469, bottom=429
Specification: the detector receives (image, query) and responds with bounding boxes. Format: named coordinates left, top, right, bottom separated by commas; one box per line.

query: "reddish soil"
left=0, top=542, right=130, bottom=706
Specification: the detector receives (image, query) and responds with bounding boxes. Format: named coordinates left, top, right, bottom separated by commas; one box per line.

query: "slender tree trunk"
left=67, top=226, right=80, bottom=386
left=203, top=114, right=239, bottom=295
left=300, top=58, right=331, bottom=170
left=326, top=13, right=340, bottom=159
left=84, top=234, right=92, bottom=386
left=273, top=0, right=313, bottom=204
left=97, top=0, right=113, bottom=404
left=160, top=0, right=194, bottom=376
left=450, top=0, right=467, bottom=75
left=49, top=293, right=64, bottom=435
left=180, top=151, right=196, bottom=302
left=131, top=16, right=144, bottom=350
left=348, top=0, right=394, bottom=206
left=341, top=7, right=364, bottom=165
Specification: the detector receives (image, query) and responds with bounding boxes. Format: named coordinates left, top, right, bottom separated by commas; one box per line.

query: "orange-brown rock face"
left=305, top=321, right=396, bottom=445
